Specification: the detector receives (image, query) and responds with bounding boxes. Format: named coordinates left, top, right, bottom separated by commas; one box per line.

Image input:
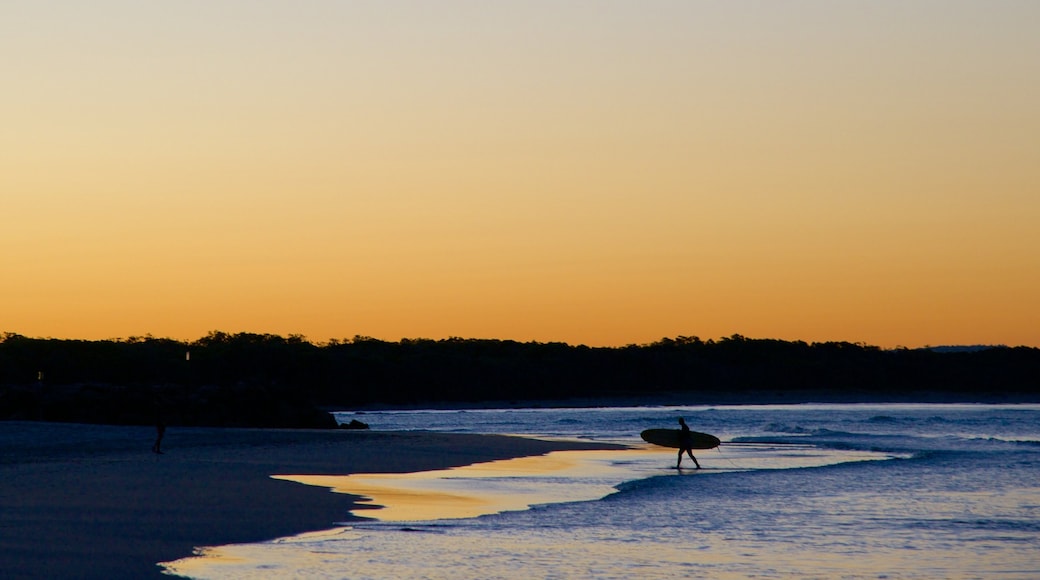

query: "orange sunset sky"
left=3, top=1, right=1038, bottom=348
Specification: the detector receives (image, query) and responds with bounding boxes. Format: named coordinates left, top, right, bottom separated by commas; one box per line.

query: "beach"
left=0, top=421, right=616, bottom=579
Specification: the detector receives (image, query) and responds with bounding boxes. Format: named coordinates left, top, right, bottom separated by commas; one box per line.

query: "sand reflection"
left=273, top=444, right=890, bottom=522
left=273, top=449, right=649, bottom=521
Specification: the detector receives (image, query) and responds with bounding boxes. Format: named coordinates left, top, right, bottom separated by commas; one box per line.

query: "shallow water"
left=163, top=404, right=1040, bottom=579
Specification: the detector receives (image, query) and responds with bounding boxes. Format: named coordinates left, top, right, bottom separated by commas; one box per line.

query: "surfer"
left=677, top=418, right=701, bottom=469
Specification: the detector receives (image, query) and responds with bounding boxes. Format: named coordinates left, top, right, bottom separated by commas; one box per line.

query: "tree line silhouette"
left=1, top=332, right=1037, bottom=426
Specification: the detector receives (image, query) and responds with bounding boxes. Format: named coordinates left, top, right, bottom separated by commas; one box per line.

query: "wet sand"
left=0, top=422, right=616, bottom=580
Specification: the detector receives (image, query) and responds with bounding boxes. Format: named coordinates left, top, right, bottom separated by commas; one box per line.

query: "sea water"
left=163, top=404, right=1040, bottom=579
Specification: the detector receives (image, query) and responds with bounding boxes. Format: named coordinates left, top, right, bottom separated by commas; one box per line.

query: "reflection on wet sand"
left=273, top=449, right=649, bottom=521
left=273, top=444, right=890, bottom=522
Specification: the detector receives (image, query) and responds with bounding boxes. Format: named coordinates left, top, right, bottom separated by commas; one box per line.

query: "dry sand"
left=0, top=421, right=616, bottom=579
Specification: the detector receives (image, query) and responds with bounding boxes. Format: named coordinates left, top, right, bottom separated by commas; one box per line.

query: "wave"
left=867, top=415, right=903, bottom=423
left=742, top=428, right=890, bottom=440
left=905, top=517, right=1040, bottom=535
left=612, top=475, right=676, bottom=495
left=762, top=423, right=816, bottom=434
left=965, top=436, right=1040, bottom=447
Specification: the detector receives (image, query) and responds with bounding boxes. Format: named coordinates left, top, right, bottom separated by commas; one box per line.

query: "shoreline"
left=343, top=390, right=1040, bottom=412
left=0, top=422, right=618, bottom=580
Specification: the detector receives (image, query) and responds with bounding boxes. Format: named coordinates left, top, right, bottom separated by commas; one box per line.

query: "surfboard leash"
left=715, top=443, right=744, bottom=469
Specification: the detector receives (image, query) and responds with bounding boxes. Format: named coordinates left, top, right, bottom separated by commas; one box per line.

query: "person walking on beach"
left=152, top=408, right=166, bottom=454
left=677, top=418, right=701, bottom=469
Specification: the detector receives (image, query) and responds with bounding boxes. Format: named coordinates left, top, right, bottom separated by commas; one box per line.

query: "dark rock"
left=339, top=419, right=370, bottom=430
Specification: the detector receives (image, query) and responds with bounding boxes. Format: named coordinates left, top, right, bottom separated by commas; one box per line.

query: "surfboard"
left=640, top=428, right=721, bottom=450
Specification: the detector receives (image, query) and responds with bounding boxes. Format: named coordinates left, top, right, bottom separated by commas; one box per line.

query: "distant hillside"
left=2, top=332, right=1038, bottom=425
left=927, top=345, right=1002, bottom=353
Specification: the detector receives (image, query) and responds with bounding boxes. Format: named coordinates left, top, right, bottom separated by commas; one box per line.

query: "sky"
left=3, top=1, right=1038, bottom=348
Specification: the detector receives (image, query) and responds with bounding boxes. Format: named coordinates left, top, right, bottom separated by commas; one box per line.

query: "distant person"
left=152, top=408, right=166, bottom=455
left=677, top=417, right=701, bottom=469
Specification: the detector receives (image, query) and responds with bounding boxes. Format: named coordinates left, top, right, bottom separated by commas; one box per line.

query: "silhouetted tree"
left=1, top=332, right=1038, bottom=424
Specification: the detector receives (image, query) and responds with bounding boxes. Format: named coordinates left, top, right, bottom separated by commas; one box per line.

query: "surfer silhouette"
left=677, top=418, right=701, bottom=469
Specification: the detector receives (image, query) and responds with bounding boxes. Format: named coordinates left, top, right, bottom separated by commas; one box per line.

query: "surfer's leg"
left=676, top=448, right=683, bottom=468
left=687, top=449, right=700, bottom=469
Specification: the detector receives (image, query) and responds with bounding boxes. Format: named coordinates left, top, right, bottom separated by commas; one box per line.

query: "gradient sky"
left=3, top=1, right=1038, bottom=347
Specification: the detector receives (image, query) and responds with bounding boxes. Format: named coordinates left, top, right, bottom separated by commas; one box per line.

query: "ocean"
left=163, top=404, right=1040, bottom=579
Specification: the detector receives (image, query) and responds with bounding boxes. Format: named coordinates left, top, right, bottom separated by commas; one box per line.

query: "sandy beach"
left=0, top=421, right=616, bottom=580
